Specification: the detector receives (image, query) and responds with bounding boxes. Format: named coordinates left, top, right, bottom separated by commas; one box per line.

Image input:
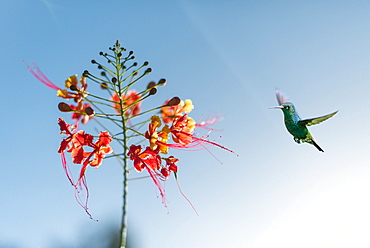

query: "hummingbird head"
left=269, top=102, right=299, bottom=119
left=270, top=90, right=300, bottom=119
left=280, top=102, right=296, bottom=115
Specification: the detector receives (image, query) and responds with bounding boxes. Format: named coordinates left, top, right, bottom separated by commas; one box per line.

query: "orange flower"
left=161, top=99, right=194, bottom=124
left=26, top=62, right=88, bottom=102
left=144, top=115, right=170, bottom=154
left=111, top=90, right=141, bottom=117
left=170, top=114, right=196, bottom=146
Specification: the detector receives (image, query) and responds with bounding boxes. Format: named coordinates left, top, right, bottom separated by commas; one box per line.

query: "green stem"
left=117, top=48, right=129, bottom=248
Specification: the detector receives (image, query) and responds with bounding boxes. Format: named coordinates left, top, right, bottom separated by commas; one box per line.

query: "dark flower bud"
left=112, top=77, right=117, bottom=83
left=149, top=88, right=157, bottom=96
left=144, top=68, right=152, bottom=74
left=158, top=78, right=166, bottom=86
left=91, top=60, right=96, bottom=64
left=85, top=106, right=95, bottom=116
left=58, top=102, right=72, bottom=112
left=147, top=81, right=156, bottom=89
left=99, top=52, right=104, bottom=56
left=69, top=85, right=77, bottom=91
left=101, top=82, right=108, bottom=89
left=101, top=71, right=106, bottom=76
left=129, top=51, right=134, bottom=56
left=83, top=70, right=89, bottom=77
left=117, top=52, right=122, bottom=57
left=133, top=62, right=138, bottom=67
left=167, top=97, right=180, bottom=106
left=143, top=61, right=149, bottom=66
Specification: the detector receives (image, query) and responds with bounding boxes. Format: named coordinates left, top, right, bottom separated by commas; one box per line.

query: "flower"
left=161, top=99, right=194, bottom=124
left=57, top=118, right=113, bottom=219
left=160, top=156, right=179, bottom=178
left=144, top=115, right=170, bottom=154
left=127, top=145, right=166, bottom=204
left=111, top=90, right=141, bottom=117
left=27, top=62, right=91, bottom=125
left=127, top=145, right=161, bottom=172
left=170, top=114, right=196, bottom=146
left=26, top=62, right=88, bottom=102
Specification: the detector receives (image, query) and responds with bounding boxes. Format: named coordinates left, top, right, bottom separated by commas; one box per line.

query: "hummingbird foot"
left=294, top=138, right=301, bottom=144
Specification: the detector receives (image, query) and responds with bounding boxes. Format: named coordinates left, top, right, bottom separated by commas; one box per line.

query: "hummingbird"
left=271, top=90, right=338, bottom=152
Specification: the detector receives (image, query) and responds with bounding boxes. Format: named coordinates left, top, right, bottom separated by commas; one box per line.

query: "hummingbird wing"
left=275, top=89, right=289, bottom=105
left=299, top=111, right=338, bottom=126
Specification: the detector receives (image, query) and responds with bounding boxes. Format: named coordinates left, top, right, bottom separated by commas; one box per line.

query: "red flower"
left=127, top=145, right=166, bottom=204
left=111, top=90, right=141, bottom=117
left=160, top=156, right=179, bottom=178
left=127, top=145, right=161, bottom=172
left=57, top=119, right=113, bottom=219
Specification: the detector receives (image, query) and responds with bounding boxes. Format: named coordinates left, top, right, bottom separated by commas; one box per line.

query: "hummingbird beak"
left=268, top=106, right=284, bottom=109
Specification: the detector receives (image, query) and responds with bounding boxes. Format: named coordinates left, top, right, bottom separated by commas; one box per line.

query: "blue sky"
left=2, top=0, right=370, bottom=247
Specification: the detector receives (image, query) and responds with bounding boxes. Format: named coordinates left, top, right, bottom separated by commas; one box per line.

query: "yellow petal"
left=65, top=75, right=78, bottom=88
left=182, top=99, right=194, bottom=113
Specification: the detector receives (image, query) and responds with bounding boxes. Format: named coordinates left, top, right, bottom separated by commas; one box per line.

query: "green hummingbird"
left=271, top=90, right=338, bottom=152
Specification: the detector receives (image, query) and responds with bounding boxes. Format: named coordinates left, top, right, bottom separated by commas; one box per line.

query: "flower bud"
left=85, top=106, right=95, bottom=116
left=70, top=85, right=77, bottom=91
left=167, top=97, right=180, bottom=106
left=83, top=70, right=89, bottom=77
left=147, top=81, right=156, bottom=89
left=144, top=68, right=152, bottom=74
left=149, top=88, right=157, bottom=96
left=143, top=61, right=149, bottom=66
left=58, top=102, right=72, bottom=112
left=91, top=60, right=96, bottom=64
left=112, top=77, right=117, bottom=83
left=101, top=82, right=108, bottom=89
left=158, top=78, right=166, bottom=86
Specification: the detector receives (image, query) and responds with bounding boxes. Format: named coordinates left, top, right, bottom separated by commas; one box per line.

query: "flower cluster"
left=127, top=98, right=234, bottom=205
left=27, top=41, right=234, bottom=219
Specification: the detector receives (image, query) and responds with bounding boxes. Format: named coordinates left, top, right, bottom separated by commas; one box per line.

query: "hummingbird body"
left=272, top=90, right=337, bottom=152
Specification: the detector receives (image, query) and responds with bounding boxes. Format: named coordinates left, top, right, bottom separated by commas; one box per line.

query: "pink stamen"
left=24, top=61, right=61, bottom=90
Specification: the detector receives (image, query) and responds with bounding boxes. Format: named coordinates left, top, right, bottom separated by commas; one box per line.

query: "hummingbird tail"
left=311, top=140, right=324, bottom=152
